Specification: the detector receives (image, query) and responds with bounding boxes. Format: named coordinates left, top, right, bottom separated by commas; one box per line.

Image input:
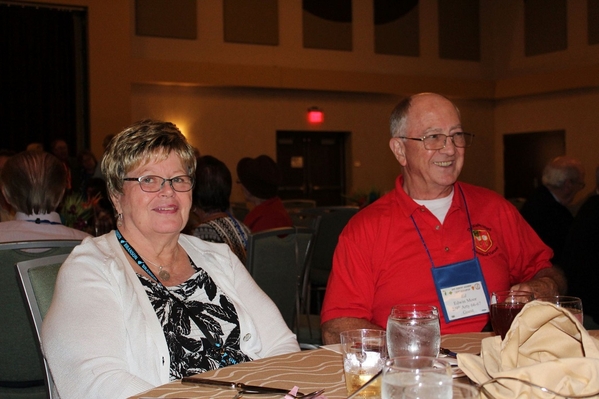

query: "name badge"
left=431, top=258, right=490, bottom=322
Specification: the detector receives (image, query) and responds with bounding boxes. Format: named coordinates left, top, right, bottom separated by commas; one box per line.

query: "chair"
left=16, top=254, right=69, bottom=399
left=301, top=207, right=359, bottom=313
left=282, top=199, right=317, bottom=213
left=0, top=240, right=80, bottom=399
left=245, top=227, right=314, bottom=335
left=289, top=211, right=321, bottom=229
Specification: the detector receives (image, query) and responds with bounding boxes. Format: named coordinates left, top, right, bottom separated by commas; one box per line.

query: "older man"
left=520, top=156, right=585, bottom=266
left=320, top=93, right=566, bottom=343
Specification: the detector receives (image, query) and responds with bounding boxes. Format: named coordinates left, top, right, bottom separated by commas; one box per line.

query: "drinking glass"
left=381, top=356, right=452, bottom=399
left=340, top=329, right=388, bottom=398
left=386, top=304, right=440, bottom=358
left=489, top=290, right=535, bottom=339
left=404, top=380, right=479, bottom=399
left=537, top=295, right=584, bottom=323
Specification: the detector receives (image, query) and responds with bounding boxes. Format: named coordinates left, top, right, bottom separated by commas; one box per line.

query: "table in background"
left=128, top=332, right=492, bottom=399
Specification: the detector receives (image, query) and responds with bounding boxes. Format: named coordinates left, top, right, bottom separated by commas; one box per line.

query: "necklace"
left=144, top=259, right=171, bottom=281
left=141, top=244, right=180, bottom=282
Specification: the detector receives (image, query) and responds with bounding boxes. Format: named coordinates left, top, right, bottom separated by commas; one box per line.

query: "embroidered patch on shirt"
left=472, top=228, right=493, bottom=253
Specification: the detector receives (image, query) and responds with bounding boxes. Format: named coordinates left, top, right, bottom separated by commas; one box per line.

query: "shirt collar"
left=394, top=175, right=463, bottom=217
left=15, top=211, right=63, bottom=224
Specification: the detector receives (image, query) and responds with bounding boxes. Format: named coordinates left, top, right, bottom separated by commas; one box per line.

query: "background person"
left=520, top=155, right=585, bottom=266
left=86, top=177, right=115, bottom=236
left=320, top=93, right=566, bottom=344
left=42, top=120, right=299, bottom=399
left=561, top=164, right=599, bottom=328
left=0, top=150, right=90, bottom=241
left=189, top=155, right=251, bottom=264
left=77, top=149, right=100, bottom=199
left=25, top=142, right=44, bottom=152
left=50, top=138, right=80, bottom=193
left=236, top=154, right=293, bottom=233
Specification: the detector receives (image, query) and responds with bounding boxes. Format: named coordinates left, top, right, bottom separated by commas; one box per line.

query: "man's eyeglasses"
left=399, top=132, right=475, bottom=150
left=123, top=175, right=194, bottom=192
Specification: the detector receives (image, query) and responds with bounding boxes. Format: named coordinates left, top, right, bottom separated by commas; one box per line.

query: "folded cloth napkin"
left=458, top=301, right=599, bottom=398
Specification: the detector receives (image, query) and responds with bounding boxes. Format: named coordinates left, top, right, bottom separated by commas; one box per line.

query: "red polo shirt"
left=321, top=176, right=553, bottom=334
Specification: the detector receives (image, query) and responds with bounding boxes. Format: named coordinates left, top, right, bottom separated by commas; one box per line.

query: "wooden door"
left=276, top=131, right=348, bottom=206
left=503, top=130, right=565, bottom=200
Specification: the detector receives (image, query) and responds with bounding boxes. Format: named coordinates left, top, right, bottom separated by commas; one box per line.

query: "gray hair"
left=389, top=96, right=413, bottom=138
left=389, top=93, right=461, bottom=137
left=542, top=156, right=584, bottom=189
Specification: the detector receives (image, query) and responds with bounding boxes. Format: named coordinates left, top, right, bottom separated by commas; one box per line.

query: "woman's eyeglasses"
left=123, top=175, right=194, bottom=192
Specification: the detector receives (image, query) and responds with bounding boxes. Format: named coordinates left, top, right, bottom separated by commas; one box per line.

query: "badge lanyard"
left=410, top=186, right=490, bottom=323
left=115, top=229, right=238, bottom=366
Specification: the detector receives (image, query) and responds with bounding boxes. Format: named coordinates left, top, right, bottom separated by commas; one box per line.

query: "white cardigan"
left=42, top=233, right=300, bottom=399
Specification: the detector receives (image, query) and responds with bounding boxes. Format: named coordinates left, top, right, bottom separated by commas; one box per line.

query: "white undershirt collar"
left=413, top=188, right=454, bottom=224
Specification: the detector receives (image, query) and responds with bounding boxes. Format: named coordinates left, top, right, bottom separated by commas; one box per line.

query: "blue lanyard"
left=114, top=229, right=236, bottom=366
left=115, top=229, right=161, bottom=282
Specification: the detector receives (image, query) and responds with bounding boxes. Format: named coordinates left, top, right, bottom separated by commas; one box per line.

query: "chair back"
left=245, top=227, right=314, bottom=330
left=289, top=211, right=320, bottom=229
left=282, top=199, right=317, bottom=212
left=304, top=207, right=359, bottom=287
left=16, top=254, right=69, bottom=399
left=0, top=240, right=79, bottom=398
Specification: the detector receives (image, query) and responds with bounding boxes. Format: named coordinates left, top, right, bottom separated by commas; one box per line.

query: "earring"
left=116, top=213, right=123, bottom=228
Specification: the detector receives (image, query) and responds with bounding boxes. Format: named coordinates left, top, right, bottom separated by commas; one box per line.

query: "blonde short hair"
left=101, top=119, right=196, bottom=198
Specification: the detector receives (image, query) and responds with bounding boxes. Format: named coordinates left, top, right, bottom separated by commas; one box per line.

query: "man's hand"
left=321, top=317, right=383, bottom=345
left=510, top=266, right=567, bottom=298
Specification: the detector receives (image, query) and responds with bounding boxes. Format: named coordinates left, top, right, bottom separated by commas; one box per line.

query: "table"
left=128, top=332, right=491, bottom=399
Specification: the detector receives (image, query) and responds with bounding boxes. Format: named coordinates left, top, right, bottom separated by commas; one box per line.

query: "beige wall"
left=131, top=85, right=405, bottom=203
left=29, top=0, right=599, bottom=203
left=495, top=88, right=599, bottom=201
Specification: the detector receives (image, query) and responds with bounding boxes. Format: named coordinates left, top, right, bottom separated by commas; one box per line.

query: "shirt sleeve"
left=42, top=242, right=160, bottom=399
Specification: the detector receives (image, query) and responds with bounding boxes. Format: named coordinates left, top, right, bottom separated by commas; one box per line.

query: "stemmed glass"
left=537, top=295, right=583, bottom=323
left=489, top=290, right=535, bottom=339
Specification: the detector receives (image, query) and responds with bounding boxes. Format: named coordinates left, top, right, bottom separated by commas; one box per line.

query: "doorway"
left=503, top=130, right=565, bottom=201
left=0, top=2, right=89, bottom=152
left=276, top=131, right=348, bottom=206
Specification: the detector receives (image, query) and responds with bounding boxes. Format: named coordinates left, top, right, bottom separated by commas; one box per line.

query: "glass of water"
left=381, top=356, right=452, bottom=399
left=404, top=380, right=479, bottom=399
left=386, top=304, right=441, bottom=358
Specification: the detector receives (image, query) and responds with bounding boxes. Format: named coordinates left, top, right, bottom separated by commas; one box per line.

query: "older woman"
left=42, top=120, right=299, bottom=399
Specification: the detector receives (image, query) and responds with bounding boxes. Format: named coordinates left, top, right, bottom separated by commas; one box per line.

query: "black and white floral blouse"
left=138, top=259, right=252, bottom=380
